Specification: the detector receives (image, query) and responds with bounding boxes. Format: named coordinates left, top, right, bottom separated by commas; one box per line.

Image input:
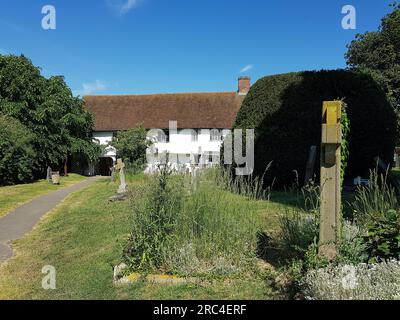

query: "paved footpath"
left=0, top=176, right=102, bottom=264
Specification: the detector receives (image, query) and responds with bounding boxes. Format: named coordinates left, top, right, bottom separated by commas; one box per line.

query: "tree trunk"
left=64, top=156, right=69, bottom=177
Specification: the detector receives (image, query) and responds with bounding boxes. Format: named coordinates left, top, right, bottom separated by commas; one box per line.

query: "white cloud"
left=240, top=64, right=253, bottom=73
left=120, top=0, right=140, bottom=14
left=74, top=80, right=107, bottom=96
left=107, top=0, right=141, bottom=15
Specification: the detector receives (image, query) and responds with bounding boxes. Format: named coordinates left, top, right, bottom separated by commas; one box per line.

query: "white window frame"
left=210, top=129, right=222, bottom=141
left=191, top=129, right=198, bottom=142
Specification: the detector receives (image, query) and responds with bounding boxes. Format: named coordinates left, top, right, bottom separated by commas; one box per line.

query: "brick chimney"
left=238, top=76, right=251, bottom=95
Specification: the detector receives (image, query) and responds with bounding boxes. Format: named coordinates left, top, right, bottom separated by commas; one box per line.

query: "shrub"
left=351, top=169, right=400, bottom=261
left=277, top=208, right=319, bottom=260
left=337, top=221, right=369, bottom=265
left=234, top=70, right=396, bottom=187
left=0, top=115, right=36, bottom=185
left=302, top=260, right=400, bottom=300
left=364, top=209, right=400, bottom=262
left=276, top=195, right=368, bottom=269
left=110, top=124, right=151, bottom=170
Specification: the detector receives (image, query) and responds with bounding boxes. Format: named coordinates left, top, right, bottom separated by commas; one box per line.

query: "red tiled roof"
left=84, top=92, right=243, bottom=131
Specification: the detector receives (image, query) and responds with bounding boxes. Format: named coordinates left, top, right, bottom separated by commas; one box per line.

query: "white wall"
left=93, top=132, right=116, bottom=162
left=148, top=129, right=230, bottom=165
left=93, top=129, right=231, bottom=166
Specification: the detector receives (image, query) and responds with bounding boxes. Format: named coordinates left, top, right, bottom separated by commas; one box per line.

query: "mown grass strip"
left=0, top=174, right=87, bottom=218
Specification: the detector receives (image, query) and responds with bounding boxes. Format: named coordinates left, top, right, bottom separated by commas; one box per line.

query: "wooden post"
left=319, top=101, right=342, bottom=260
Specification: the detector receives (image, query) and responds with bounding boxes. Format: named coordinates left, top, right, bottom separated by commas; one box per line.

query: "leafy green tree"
left=0, top=54, right=100, bottom=178
left=346, top=3, right=400, bottom=141
left=110, top=125, right=151, bottom=169
left=0, top=115, right=36, bottom=185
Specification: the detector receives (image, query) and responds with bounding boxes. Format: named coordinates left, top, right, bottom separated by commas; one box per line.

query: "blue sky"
left=0, top=0, right=394, bottom=95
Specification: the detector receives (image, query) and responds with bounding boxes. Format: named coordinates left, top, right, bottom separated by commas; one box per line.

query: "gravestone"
left=115, top=158, right=127, bottom=194
left=191, top=165, right=200, bottom=192
left=395, top=148, right=400, bottom=168
left=51, top=171, right=60, bottom=185
left=46, top=166, right=52, bottom=183
left=110, top=166, right=116, bottom=182
left=304, top=146, right=317, bottom=185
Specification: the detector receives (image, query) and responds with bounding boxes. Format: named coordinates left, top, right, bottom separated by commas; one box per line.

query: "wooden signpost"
left=319, top=101, right=342, bottom=260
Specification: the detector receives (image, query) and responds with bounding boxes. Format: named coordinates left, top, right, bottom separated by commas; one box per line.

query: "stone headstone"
left=354, top=176, right=369, bottom=186
left=46, top=166, right=52, bottom=183
left=304, top=146, right=317, bottom=185
left=115, top=158, right=127, bottom=194
left=110, top=166, right=116, bottom=182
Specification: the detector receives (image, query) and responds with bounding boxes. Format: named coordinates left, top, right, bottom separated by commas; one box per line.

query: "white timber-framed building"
left=83, top=77, right=250, bottom=175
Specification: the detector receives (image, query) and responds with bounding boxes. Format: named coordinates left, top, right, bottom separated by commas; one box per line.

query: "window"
left=191, top=130, right=198, bottom=142
left=156, top=130, right=168, bottom=143
left=210, top=129, right=222, bottom=141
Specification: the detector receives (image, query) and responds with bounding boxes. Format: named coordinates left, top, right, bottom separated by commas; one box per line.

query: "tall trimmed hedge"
left=234, top=70, right=396, bottom=187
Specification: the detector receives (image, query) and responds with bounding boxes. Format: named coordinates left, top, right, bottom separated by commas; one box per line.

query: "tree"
left=110, top=125, right=151, bottom=169
left=0, top=115, right=36, bottom=185
left=0, top=54, right=100, bottom=178
left=345, top=3, right=400, bottom=142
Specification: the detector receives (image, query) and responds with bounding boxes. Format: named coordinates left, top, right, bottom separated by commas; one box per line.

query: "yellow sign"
left=321, top=101, right=342, bottom=164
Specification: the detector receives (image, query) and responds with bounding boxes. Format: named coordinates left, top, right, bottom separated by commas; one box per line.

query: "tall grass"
left=169, top=179, right=262, bottom=276
left=352, top=169, right=398, bottom=227
left=122, top=165, right=184, bottom=271
left=123, top=166, right=262, bottom=277
left=208, top=165, right=273, bottom=200
left=277, top=208, right=319, bottom=260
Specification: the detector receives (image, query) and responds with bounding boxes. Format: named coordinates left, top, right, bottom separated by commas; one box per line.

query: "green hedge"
left=233, top=70, right=397, bottom=187
left=0, top=115, right=36, bottom=185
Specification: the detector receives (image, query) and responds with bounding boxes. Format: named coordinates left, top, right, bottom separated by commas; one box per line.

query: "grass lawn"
left=0, top=174, right=296, bottom=300
left=0, top=174, right=87, bottom=218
